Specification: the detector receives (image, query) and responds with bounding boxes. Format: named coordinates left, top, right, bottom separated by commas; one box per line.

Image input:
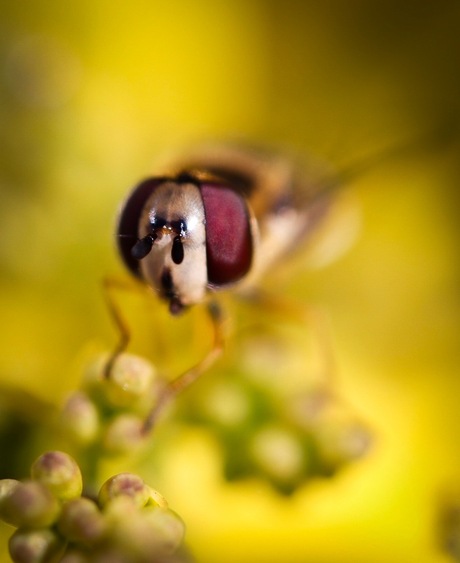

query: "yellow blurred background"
left=1, top=1, right=460, bottom=562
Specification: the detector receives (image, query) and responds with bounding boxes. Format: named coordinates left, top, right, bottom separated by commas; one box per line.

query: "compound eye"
left=201, top=184, right=253, bottom=286
left=117, top=178, right=163, bottom=277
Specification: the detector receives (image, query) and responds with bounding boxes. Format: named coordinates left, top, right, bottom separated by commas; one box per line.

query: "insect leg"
left=102, top=275, right=146, bottom=378
left=142, top=300, right=225, bottom=434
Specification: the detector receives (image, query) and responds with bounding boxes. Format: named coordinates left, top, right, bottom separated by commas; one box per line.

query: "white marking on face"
left=138, top=182, right=208, bottom=308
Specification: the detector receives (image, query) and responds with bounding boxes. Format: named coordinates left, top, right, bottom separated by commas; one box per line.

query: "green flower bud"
left=58, top=549, right=90, bottom=563
left=84, top=354, right=156, bottom=412
left=102, top=414, right=147, bottom=455
left=314, top=418, right=372, bottom=470
left=98, top=473, right=150, bottom=509
left=0, top=481, right=60, bottom=529
left=142, top=507, right=185, bottom=555
left=58, top=497, right=107, bottom=546
left=289, top=389, right=372, bottom=472
left=102, top=495, right=138, bottom=522
left=31, top=451, right=83, bottom=501
left=60, top=392, right=100, bottom=445
left=8, top=528, right=65, bottom=563
left=200, top=381, right=250, bottom=427
left=288, top=387, right=333, bottom=429
left=103, top=354, right=156, bottom=409
left=0, top=479, right=20, bottom=503
left=250, top=425, right=307, bottom=485
left=104, top=501, right=185, bottom=560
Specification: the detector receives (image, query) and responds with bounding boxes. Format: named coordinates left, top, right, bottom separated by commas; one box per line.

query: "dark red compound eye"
left=201, top=183, right=253, bottom=286
left=117, top=178, right=164, bottom=277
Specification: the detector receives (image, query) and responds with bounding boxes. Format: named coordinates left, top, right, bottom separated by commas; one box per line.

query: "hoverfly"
left=110, top=133, right=447, bottom=431
left=110, top=142, right=344, bottom=431
left=116, top=143, right=335, bottom=315
left=116, top=124, right=455, bottom=313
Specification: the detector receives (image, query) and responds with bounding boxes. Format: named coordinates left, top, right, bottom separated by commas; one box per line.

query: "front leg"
left=142, top=300, right=226, bottom=434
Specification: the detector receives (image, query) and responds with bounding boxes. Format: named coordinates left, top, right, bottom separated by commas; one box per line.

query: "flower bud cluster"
left=180, top=376, right=372, bottom=495
left=60, top=353, right=162, bottom=455
left=0, top=452, right=186, bottom=562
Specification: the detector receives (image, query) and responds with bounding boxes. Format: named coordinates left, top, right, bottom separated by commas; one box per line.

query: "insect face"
left=117, top=167, right=256, bottom=315
left=136, top=181, right=208, bottom=314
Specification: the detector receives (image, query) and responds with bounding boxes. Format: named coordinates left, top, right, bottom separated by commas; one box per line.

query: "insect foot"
left=60, top=353, right=165, bottom=456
